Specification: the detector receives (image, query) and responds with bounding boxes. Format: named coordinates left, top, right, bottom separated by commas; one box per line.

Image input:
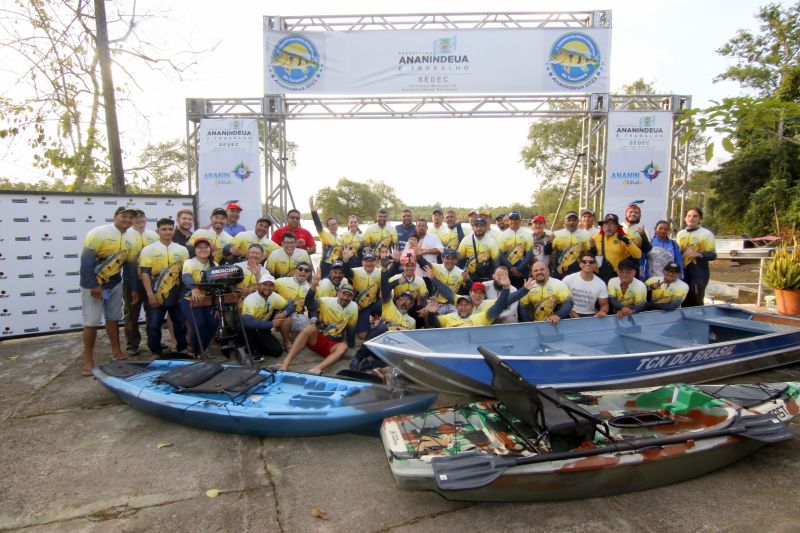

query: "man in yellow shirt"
left=266, top=232, right=312, bottom=278
left=363, top=208, right=398, bottom=253
left=241, top=272, right=292, bottom=360
left=457, top=217, right=499, bottom=283
left=498, top=211, right=534, bottom=288
left=139, top=218, right=190, bottom=358
left=227, top=218, right=278, bottom=260
left=591, top=213, right=642, bottom=283
left=549, top=211, right=591, bottom=279
left=646, top=261, right=689, bottom=311
left=280, top=275, right=358, bottom=375
left=519, top=261, right=574, bottom=324
left=189, top=208, right=233, bottom=263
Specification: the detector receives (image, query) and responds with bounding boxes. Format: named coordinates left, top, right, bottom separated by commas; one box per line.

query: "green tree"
left=0, top=0, right=204, bottom=191
left=129, top=140, right=191, bottom=194
left=315, top=178, right=404, bottom=222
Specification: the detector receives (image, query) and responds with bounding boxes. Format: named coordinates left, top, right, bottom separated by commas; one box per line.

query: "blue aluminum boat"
left=365, top=305, right=800, bottom=396
left=93, top=360, right=437, bottom=436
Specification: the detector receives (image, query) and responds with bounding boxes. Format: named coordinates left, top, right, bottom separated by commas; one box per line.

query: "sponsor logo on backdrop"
left=15, top=236, right=30, bottom=242
left=47, top=305, right=58, bottom=313
left=2, top=327, right=13, bottom=335
left=20, top=291, right=35, bottom=297
left=83, top=198, right=94, bottom=205
left=104, top=200, right=118, bottom=205
left=610, top=169, right=644, bottom=185
left=17, top=255, right=32, bottom=260
left=45, top=269, right=55, bottom=277
left=85, top=215, right=95, bottom=223
left=641, top=161, right=662, bottom=182
left=41, top=234, right=52, bottom=242
left=145, top=201, right=157, bottom=206
left=0, top=253, right=4, bottom=261
left=232, top=163, right=252, bottom=181
left=0, top=290, right=8, bottom=298
left=63, top=235, right=77, bottom=241
left=61, top=217, right=76, bottom=222
left=47, top=288, right=57, bottom=295
left=14, top=217, right=29, bottom=222
left=40, top=215, right=51, bottom=223
left=18, top=273, right=33, bottom=279
left=0, top=272, right=6, bottom=280
left=64, top=253, right=78, bottom=259
left=547, top=32, right=603, bottom=90
left=70, top=323, right=83, bottom=328
left=24, top=327, right=39, bottom=333
left=613, top=114, right=666, bottom=148
left=22, top=310, right=37, bottom=315
left=39, top=196, right=49, bottom=204
left=0, top=309, right=10, bottom=316
left=67, top=288, right=80, bottom=294
left=64, top=271, right=78, bottom=277
left=61, top=199, right=75, bottom=204
left=395, top=36, right=468, bottom=92
left=50, top=323, right=60, bottom=331
left=68, top=305, right=82, bottom=311
left=43, top=252, right=53, bottom=260
left=12, top=198, right=27, bottom=204
left=269, top=34, right=322, bottom=91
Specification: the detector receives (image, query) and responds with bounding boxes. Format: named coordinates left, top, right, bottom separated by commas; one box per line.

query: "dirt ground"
left=708, top=259, right=767, bottom=305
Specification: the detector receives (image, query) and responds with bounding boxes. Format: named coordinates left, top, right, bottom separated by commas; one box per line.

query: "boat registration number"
left=768, top=404, right=790, bottom=420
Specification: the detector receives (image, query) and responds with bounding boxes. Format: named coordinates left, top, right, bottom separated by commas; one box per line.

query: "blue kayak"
left=93, top=360, right=437, bottom=437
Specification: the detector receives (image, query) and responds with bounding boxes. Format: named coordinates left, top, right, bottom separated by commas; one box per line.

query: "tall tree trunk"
left=94, top=0, right=125, bottom=193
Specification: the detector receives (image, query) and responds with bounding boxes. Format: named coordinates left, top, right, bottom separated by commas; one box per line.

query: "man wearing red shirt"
left=271, top=209, right=317, bottom=254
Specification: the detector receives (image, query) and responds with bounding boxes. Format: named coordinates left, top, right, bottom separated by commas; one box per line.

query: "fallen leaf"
left=156, top=442, right=172, bottom=449
left=311, top=507, right=329, bottom=520
left=205, top=489, right=220, bottom=498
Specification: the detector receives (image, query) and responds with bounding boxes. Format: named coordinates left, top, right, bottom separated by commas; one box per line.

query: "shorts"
left=81, top=284, right=124, bottom=327
left=291, top=313, right=311, bottom=333
left=309, top=331, right=340, bottom=358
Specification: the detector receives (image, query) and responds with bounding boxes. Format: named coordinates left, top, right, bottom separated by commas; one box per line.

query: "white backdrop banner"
left=0, top=192, right=193, bottom=339
left=604, top=111, right=674, bottom=229
left=264, top=26, right=611, bottom=95
left=197, top=118, right=262, bottom=228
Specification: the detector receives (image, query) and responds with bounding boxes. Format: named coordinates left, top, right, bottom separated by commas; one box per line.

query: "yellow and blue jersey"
left=351, top=267, right=381, bottom=309
left=233, top=261, right=269, bottom=293
left=316, top=297, right=358, bottom=339
left=80, top=224, right=134, bottom=289
left=274, top=276, right=311, bottom=312
left=551, top=228, right=591, bottom=276
left=381, top=300, right=416, bottom=331
left=389, top=274, right=428, bottom=301
left=646, top=277, right=689, bottom=305
left=139, top=242, right=189, bottom=276
left=362, top=223, right=397, bottom=250
left=231, top=231, right=279, bottom=258
left=432, top=224, right=459, bottom=250
left=457, top=235, right=499, bottom=274
left=241, top=291, right=288, bottom=322
left=519, top=278, right=572, bottom=321
left=266, top=248, right=312, bottom=278
left=497, top=228, right=533, bottom=266
left=430, top=263, right=464, bottom=304
left=189, top=228, right=233, bottom=263
left=607, top=277, right=647, bottom=307
left=181, top=257, right=212, bottom=299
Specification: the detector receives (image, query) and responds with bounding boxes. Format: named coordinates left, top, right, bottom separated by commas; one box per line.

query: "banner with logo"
left=604, top=111, right=674, bottom=230
left=0, top=192, right=194, bottom=339
left=263, top=26, right=611, bottom=95
left=197, top=118, right=262, bottom=228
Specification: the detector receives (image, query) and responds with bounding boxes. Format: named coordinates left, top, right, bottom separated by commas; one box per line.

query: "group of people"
left=78, top=198, right=715, bottom=377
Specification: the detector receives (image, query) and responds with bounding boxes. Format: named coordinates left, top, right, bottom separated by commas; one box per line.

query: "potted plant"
left=763, top=240, right=800, bottom=315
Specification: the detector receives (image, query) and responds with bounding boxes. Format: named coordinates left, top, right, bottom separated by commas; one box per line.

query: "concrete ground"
left=2, top=329, right=800, bottom=532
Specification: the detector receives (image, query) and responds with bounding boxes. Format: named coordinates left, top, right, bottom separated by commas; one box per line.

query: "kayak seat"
left=156, top=361, right=223, bottom=390
left=478, top=347, right=599, bottom=452
left=100, top=361, right=150, bottom=378
left=180, top=367, right=268, bottom=395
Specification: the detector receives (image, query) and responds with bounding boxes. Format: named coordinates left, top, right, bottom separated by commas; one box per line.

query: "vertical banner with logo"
left=604, top=111, right=674, bottom=229
left=264, top=26, right=611, bottom=95
left=197, top=118, right=262, bottom=229
left=0, top=192, right=194, bottom=339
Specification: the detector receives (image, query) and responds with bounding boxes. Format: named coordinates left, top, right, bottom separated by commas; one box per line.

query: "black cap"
left=442, top=248, right=458, bottom=258
left=508, top=211, right=521, bottom=219
left=432, top=209, right=443, bottom=216
left=664, top=261, right=681, bottom=272
left=362, top=252, right=376, bottom=260
left=256, top=217, right=272, bottom=226
left=618, top=258, right=638, bottom=272
left=473, top=217, right=487, bottom=225
left=211, top=208, right=227, bottom=217
left=330, top=261, right=344, bottom=269
left=603, top=213, right=620, bottom=224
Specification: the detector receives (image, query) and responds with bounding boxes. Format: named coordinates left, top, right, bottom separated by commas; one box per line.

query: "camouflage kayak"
left=380, top=350, right=800, bottom=502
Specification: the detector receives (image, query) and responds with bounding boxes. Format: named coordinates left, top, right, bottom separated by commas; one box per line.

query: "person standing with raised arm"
left=677, top=207, right=716, bottom=307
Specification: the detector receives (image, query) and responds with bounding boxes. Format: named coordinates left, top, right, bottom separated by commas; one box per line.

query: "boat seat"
left=540, top=340, right=607, bottom=356
left=479, top=347, right=598, bottom=452
left=156, top=361, right=223, bottom=389
left=685, top=315, right=777, bottom=334
left=180, top=367, right=268, bottom=395
left=619, top=332, right=697, bottom=349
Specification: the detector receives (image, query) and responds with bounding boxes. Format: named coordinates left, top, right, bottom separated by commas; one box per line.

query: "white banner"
left=197, top=118, right=262, bottom=229
left=264, top=26, right=611, bottom=95
left=0, top=192, right=194, bottom=339
left=604, top=111, right=674, bottom=230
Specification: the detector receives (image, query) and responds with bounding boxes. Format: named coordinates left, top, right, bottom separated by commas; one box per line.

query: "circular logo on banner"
left=547, top=33, right=602, bottom=89
left=269, top=35, right=322, bottom=91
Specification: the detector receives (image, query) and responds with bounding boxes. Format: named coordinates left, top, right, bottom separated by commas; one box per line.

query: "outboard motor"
left=199, top=265, right=244, bottom=290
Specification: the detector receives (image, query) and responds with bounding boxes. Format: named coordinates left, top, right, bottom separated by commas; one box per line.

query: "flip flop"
left=81, top=369, right=93, bottom=377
